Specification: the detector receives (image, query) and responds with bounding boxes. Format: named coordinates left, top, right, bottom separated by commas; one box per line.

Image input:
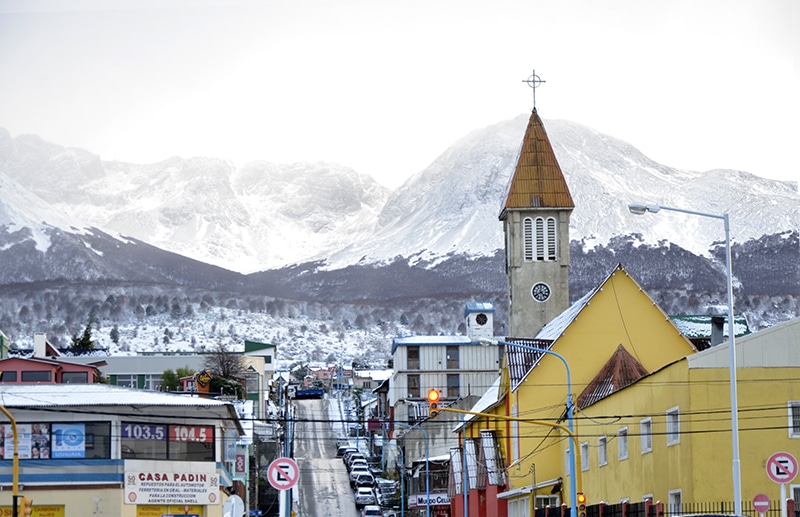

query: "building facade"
left=0, top=383, right=242, bottom=517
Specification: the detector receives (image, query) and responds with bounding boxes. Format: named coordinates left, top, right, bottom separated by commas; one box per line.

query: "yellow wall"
left=574, top=357, right=800, bottom=506
left=467, top=266, right=696, bottom=506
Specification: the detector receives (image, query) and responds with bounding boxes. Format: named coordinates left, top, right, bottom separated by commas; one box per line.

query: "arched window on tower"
left=523, top=217, right=534, bottom=261
left=523, top=216, right=558, bottom=262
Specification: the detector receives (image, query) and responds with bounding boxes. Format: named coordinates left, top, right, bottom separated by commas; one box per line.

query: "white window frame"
left=536, top=495, right=559, bottom=509
left=618, top=427, right=629, bottom=460
left=788, top=401, right=800, bottom=438
left=790, top=484, right=800, bottom=504
left=666, top=406, right=681, bottom=446
left=580, top=442, right=589, bottom=471
left=598, top=436, right=608, bottom=466
left=668, top=489, right=682, bottom=514
left=565, top=446, right=571, bottom=476
left=640, top=418, right=653, bottom=454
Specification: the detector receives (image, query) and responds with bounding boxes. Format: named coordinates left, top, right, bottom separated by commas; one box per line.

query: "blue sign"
left=51, top=423, right=86, bottom=458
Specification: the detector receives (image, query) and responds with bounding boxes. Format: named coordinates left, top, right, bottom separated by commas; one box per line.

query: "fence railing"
left=533, top=499, right=797, bottom=517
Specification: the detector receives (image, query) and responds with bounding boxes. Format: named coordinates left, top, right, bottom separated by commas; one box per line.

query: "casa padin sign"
left=124, top=459, right=219, bottom=505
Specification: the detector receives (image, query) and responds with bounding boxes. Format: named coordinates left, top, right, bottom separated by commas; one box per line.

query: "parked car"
left=348, top=457, right=368, bottom=471
left=351, top=472, right=376, bottom=489
left=361, top=504, right=382, bottom=517
left=354, top=487, right=377, bottom=508
left=349, top=467, right=371, bottom=484
left=337, top=446, right=357, bottom=458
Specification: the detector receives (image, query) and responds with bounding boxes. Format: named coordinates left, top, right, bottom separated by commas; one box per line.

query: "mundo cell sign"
left=410, top=492, right=451, bottom=507
left=124, top=460, right=219, bottom=506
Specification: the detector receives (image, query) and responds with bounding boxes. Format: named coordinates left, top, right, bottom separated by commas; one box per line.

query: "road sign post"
left=766, top=452, right=798, bottom=517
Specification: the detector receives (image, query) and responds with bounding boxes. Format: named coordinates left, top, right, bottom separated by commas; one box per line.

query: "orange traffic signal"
left=427, top=389, right=440, bottom=417
left=577, top=493, right=586, bottom=517
left=19, top=496, right=34, bottom=517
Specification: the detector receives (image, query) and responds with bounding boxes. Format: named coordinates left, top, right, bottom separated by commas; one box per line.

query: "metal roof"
left=500, top=110, right=574, bottom=217
left=0, top=383, right=233, bottom=408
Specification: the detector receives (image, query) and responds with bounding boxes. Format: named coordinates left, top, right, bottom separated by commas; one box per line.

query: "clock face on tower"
left=531, top=282, right=551, bottom=302
left=475, top=313, right=488, bottom=326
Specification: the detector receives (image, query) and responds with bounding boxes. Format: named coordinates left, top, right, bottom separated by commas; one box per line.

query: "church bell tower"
left=500, top=73, right=574, bottom=337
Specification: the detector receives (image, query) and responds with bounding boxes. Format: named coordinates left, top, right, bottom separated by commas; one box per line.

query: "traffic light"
left=577, top=492, right=586, bottom=517
left=427, top=388, right=440, bottom=417
left=18, top=496, right=34, bottom=517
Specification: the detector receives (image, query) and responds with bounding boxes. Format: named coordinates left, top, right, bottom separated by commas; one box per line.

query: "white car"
left=354, top=487, right=376, bottom=508
left=361, top=504, right=382, bottom=517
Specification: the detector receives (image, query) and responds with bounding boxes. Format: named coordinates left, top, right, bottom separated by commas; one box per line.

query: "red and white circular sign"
left=267, top=457, right=300, bottom=490
left=766, top=451, right=798, bottom=484
left=753, top=494, right=770, bottom=514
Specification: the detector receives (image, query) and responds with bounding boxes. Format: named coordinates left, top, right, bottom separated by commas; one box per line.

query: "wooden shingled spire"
left=500, top=110, right=574, bottom=218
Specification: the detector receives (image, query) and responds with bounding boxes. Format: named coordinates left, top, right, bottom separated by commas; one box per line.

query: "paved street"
left=294, top=398, right=360, bottom=517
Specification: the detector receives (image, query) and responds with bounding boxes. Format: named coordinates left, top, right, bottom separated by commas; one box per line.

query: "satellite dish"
left=223, top=494, right=245, bottom=517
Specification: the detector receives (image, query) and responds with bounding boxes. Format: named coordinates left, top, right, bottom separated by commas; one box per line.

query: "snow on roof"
left=670, top=314, right=750, bottom=338
left=534, top=288, right=594, bottom=340
left=464, top=302, right=494, bottom=317
left=454, top=376, right=502, bottom=432
left=354, top=369, right=392, bottom=381
left=0, top=383, right=235, bottom=409
left=391, top=335, right=474, bottom=354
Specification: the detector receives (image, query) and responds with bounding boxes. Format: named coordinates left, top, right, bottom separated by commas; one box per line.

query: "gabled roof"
left=577, top=344, right=649, bottom=408
left=500, top=110, right=574, bottom=219
left=507, top=263, right=693, bottom=391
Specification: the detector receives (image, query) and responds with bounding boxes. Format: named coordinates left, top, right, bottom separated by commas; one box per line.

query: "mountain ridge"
left=3, top=117, right=796, bottom=275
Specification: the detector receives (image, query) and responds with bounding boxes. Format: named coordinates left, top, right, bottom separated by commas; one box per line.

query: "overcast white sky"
left=1, top=0, right=797, bottom=189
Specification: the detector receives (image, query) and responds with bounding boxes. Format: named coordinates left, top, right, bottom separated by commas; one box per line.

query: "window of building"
left=598, top=436, right=608, bottom=466
left=407, top=346, right=420, bottom=369
left=447, top=374, right=459, bottom=398
left=21, top=370, right=51, bottom=382
left=51, top=422, right=111, bottom=459
left=523, top=217, right=558, bottom=262
left=791, top=485, right=800, bottom=503
left=167, top=424, right=215, bottom=461
left=668, top=490, right=682, bottom=514
left=446, top=345, right=459, bottom=369
left=62, top=371, right=89, bottom=384
left=536, top=496, right=559, bottom=509
left=407, top=374, right=420, bottom=398
left=508, top=498, right=530, bottom=517
left=641, top=418, right=653, bottom=454
left=1, top=371, right=17, bottom=382
left=144, top=374, right=162, bottom=391
left=580, top=442, right=589, bottom=471
left=116, top=374, right=138, bottom=388
left=564, top=446, right=570, bottom=476
left=618, top=427, right=628, bottom=460
left=788, top=401, right=800, bottom=438
left=121, top=422, right=214, bottom=461
left=666, top=406, right=680, bottom=445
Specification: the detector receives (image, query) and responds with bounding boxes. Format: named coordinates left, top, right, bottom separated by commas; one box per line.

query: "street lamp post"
left=396, top=422, right=430, bottom=517
left=628, top=202, right=742, bottom=514
left=481, top=339, right=578, bottom=517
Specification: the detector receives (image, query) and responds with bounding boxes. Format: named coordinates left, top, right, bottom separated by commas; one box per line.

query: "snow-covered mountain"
left=0, top=116, right=797, bottom=276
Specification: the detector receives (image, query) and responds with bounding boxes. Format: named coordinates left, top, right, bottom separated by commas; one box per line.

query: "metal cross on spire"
left=522, top=70, right=546, bottom=112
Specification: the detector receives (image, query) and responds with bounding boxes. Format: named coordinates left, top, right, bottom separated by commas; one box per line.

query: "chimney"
left=710, top=316, right=725, bottom=346
left=34, top=333, right=47, bottom=358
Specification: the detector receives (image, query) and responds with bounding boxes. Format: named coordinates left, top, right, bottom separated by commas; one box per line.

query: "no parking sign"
left=267, top=457, right=299, bottom=491
left=766, top=452, right=798, bottom=484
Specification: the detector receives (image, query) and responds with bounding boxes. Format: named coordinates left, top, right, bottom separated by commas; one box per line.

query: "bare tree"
left=203, top=341, right=246, bottom=380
